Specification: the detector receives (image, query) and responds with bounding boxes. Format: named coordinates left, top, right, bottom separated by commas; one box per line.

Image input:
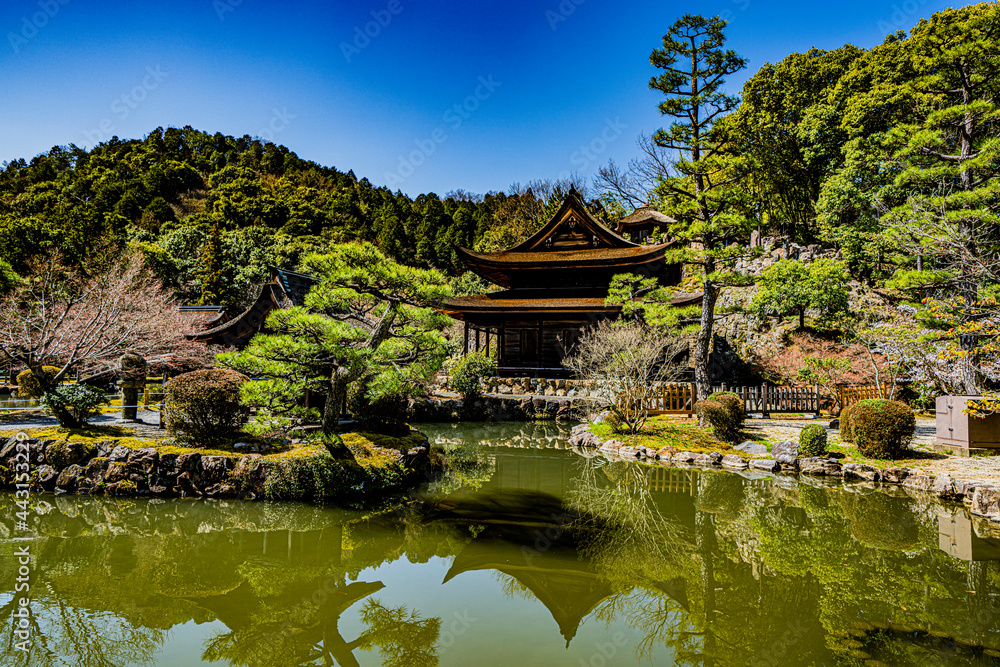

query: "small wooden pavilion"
left=442, top=189, right=692, bottom=377
left=616, top=204, right=675, bottom=243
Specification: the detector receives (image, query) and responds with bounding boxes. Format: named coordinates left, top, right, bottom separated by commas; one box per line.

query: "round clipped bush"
left=165, top=369, right=250, bottom=445
left=448, top=351, right=497, bottom=399
left=799, top=423, right=828, bottom=456
left=698, top=391, right=746, bottom=443
left=16, top=366, right=61, bottom=398
left=850, top=399, right=915, bottom=459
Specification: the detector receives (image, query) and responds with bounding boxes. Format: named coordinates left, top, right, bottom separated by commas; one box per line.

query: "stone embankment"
left=0, top=434, right=433, bottom=500
left=436, top=375, right=601, bottom=398
left=569, top=423, right=1000, bottom=524
left=408, top=395, right=589, bottom=422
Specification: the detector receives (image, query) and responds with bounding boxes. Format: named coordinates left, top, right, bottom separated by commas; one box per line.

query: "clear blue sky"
left=1, top=0, right=961, bottom=197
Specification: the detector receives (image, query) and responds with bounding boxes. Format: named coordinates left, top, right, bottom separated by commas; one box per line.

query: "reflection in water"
left=2, top=420, right=1000, bottom=665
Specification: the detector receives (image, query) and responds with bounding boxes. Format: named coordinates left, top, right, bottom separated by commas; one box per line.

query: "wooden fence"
left=646, top=383, right=698, bottom=416
left=838, top=383, right=892, bottom=410
left=716, top=384, right=821, bottom=417
left=642, top=383, right=822, bottom=418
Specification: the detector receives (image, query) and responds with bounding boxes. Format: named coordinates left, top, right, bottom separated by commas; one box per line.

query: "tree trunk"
left=799, top=308, right=806, bottom=331
left=694, top=276, right=717, bottom=401
left=43, top=390, right=82, bottom=429
left=321, top=370, right=353, bottom=460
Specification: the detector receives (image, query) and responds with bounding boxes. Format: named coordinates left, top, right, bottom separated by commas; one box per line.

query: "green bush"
left=839, top=404, right=856, bottom=442
left=698, top=391, right=745, bottom=443
left=798, top=423, right=828, bottom=456
left=165, top=369, right=250, bottom=446
left=449, top=351, right=497, bottom=399
left=851, top=399, right=915, bottom=459
left=16, top=366, right=61, bottom=398
left=42, top=384, right=110, bottom=422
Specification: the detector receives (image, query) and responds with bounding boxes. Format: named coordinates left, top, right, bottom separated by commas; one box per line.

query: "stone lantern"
left=117, top=352, right=147, bottom=423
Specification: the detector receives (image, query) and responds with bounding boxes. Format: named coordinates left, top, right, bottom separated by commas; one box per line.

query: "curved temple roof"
left=452, top=187, right=675, bottom=289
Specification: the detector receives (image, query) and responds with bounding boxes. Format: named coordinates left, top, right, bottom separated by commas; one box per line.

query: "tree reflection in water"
left=3, top=431, right=1000, bottom=666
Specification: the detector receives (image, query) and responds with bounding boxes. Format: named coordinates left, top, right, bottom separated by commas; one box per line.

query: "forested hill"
left=0, top=127, right=594, bottom=308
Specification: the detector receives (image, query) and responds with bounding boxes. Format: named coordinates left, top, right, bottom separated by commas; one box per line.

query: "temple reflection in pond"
left=3, top=422, right=1000, bottom=666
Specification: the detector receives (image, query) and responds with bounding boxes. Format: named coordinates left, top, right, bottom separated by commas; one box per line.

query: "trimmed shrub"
left=839, top=404, right=856, bottom=442
left=851, top=399, right=915, bottom=459
left=165, top=369, right=250, bottom=446
left=448, top=351, right=497, bottom=399
left=698, top=392, right=745, bottom=443
left=16, top=366, right=61, bottom=398
left=42, top=384, right=110, bottom=422
left=798, top=423, right=828, bottom=456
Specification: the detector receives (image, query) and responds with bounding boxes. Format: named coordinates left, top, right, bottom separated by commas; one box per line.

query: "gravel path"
left=0, top=409, right=167, bottom=439
left=748, top=416, right=1000, bottom=482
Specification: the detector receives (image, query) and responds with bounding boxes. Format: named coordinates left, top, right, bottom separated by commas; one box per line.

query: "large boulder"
left=799, top=457, right=842, bottom=476
left=45, top=441, right=96, bottom=469
left=55, top=464, right=84, bottom=492
left=902, top=475, right=934, bottom=492
left=971, top=487, right=1000, bottom=520
left=36, top=465, right=59, bottom=491
left=842, top=463, right=880, bottom=482
left=881, top=467, right=911, bottom=484
left=750, top=459, right=780, bottom=472
left=83, top=457, right=110, bottom=483
left=127, top=448, right=159, bottom=476
left=734, top=441, right=769, bottom=457
left=569, top=429, right=602, bottom=448
left=771, top=440, right=798, bottom=460
left=200, top=456, right=232, bottom=486
left=721, top=454, right=748, bottom=469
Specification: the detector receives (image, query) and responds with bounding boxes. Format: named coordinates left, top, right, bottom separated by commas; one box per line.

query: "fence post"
left=761, top=384, right=770, bottom=419
left=689, top=382, right=697, bottom=418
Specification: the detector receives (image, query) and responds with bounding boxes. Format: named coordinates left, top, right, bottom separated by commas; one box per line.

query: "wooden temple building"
left=184, top=267, right=316, bottom=348
left=442, top=188, right=695, bottom=377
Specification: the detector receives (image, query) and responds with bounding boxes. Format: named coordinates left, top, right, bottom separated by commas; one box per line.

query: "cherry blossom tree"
left=0, top=250, right=208, bottom=427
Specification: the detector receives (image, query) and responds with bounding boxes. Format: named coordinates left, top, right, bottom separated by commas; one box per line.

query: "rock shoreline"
left=408, top=395, right=588, bottom=422
left=0, top=434, right=435, bottom=501
left=568, top=424, right=1000, bottom=523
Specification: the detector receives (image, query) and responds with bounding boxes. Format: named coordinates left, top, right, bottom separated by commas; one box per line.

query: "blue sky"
left=1, top=0, right=961, bottom=197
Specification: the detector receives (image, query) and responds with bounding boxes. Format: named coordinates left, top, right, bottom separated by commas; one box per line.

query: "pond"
left=2, top=421, right=1000, bottom=666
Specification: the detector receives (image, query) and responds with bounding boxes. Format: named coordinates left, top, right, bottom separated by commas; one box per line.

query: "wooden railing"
left=646, top=383, right=698, bottom=417
left=713, top=384, right=821, bottom=417
left=838, top=383, right=891, bottom=410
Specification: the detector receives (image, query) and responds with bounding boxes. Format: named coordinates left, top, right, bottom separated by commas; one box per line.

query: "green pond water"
left=2, top=421, right=1000, bottom=666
